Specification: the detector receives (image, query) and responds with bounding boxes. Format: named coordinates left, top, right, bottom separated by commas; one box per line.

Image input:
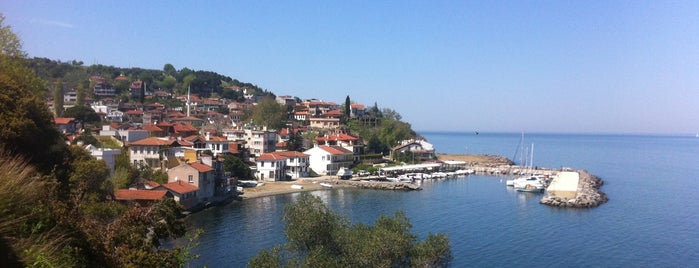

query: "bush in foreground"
left=249, top=193, right=452, bottom=267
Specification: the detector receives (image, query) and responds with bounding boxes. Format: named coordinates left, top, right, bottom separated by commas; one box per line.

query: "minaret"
left=186, top=85, right=191, bottom=117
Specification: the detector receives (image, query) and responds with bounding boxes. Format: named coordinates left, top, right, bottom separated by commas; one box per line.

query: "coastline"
left=239, top=176, right=352, bottom=199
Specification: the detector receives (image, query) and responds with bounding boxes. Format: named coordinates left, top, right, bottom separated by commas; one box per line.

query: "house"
left=160, top=181, right=199, bottom=210
left=350, top=103, right=366, bottom=118
left=316, top=133, right=363, bottom=160
left=304, top=145, right=354, bottom=176
left=114, top=189, right=170, bottom=205
left=391, top=139, right=436, bottom=161
left=183, top=133, right=231, bottom=156
left=255, top=151, right=310, bottom=181
left=99, top=125, right=149, bottom=143
left=128, top=137, right=193, bottom=169
left=309, top=117, right=340, bottom=129
left=167, top=161, right=216, bottom=203
left=84, top=144, right=121, bottom=174
left=54, top=117, right=77, bottom=134
left=245, top=128, right=277, bottom=157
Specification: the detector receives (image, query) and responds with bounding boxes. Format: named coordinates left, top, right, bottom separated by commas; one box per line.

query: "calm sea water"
left=181, top=132, right=699, bottom=267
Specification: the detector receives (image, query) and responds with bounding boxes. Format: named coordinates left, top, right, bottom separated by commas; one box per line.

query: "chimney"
left=206, top=132, right=210, bottom=141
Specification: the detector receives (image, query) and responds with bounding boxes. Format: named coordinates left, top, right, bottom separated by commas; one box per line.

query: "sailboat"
left=513, top=143, right=545, bottom=192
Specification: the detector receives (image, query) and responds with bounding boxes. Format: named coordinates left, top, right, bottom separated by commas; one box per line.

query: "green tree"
left=163, top=63, right=176, bottom=77
left=344, top=95, right=351, bottom=118
left=0, top=15, right=66, bottom=174
left=249, top=193, right=452, bottom=267
left=222, top=154, right=252, bottom=179
left=63, top=105, right=101, bottom=129
left=247, top=96, right=288, bottom=130
left=53, top=80, right=64, bottom=116
left=76, top=82, right=86, bottom=106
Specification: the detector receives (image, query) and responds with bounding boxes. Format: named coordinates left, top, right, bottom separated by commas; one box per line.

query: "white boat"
left=291, top=185, right=304, bottom=190
left=320, top=183, right=333, bottom=188
left=513, top=176, right=545, bottom=192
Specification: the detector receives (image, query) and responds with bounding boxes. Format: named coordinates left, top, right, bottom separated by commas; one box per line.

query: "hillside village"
left=49, top=73, right=436, bottom=210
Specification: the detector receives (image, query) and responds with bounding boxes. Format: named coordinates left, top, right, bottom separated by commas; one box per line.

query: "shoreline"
left=229, top=153, right=606, bottom=209
left=238, top=176, right=353, bottom=199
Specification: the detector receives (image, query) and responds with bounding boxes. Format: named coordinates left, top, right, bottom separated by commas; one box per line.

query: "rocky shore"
left=540, top=170, right=608, bottom=208
left=334, top=180, right=422, bottom=191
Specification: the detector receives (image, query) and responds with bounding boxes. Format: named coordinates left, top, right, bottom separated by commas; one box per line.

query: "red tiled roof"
left=277, top=151, right=310, bottom=158
left=126, top=110, right=143, bottom=115
left=317, top=133, right=359, bottom=142
left=115, top=189, right=167, bottom=201
left=145, top=180, right=161, bottom=188
left=257, top=153, right=287, bottom=161
left=173, top=123, right=199, bottom=132
left=54, top=117, right=76, bottom=124
left=129, top=137, right=182, bottom=146
left=143, top=124, right=163, bottom=132
left=163, top=181, right=199, bottom=194
left=190, top=162, right=214, bottom=173
left=175, top=116, right=204, bottom=121
left=351, top=103, right=365, bottom=109
left=325, top=110, right=343, bottom=115
left=320, top=145, right=353, bottom=155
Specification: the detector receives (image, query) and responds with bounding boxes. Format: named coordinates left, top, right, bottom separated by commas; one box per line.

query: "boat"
left=238, top=180, right=259, bottom=187
left=320, top=183, right=333, bottom=188
left=513, top=176, right=545, bottom=192
left=290, top=185, right=304, bottom=190
left=455, top=169, right=475, bottom=175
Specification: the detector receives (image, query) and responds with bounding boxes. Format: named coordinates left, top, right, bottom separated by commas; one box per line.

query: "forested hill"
left=27, top=57, right=269, bottom=98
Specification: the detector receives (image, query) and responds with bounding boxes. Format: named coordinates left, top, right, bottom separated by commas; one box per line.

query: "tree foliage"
left=247, top=96, right=288, bottom=130
left=249, top=193, right=452, bottom=267
left=63, top=105, right=101, bottom=125
left=0, top=16, right=199, bottom=267
left=222, top=154, right=252, bottom=179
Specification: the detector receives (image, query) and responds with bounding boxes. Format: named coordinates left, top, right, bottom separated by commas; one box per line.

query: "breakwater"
left=334, top=180, right=422, bottom=191
left=540, top=170, right=608, bottom=208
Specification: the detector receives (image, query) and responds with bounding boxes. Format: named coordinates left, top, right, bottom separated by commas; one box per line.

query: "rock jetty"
left=540, top=170, right=608, bottom=208
left=335, top=180, right=421, bottom=191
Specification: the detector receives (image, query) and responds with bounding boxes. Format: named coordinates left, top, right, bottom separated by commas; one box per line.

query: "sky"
left=2, top=1, right=698, bottom=134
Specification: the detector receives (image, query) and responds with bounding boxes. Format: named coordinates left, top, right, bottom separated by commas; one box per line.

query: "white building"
left=255, top=151, right=310, bottom=181
left=245, top=128, right=276, bottom=157
left=304, top=145, right=354, bottom=176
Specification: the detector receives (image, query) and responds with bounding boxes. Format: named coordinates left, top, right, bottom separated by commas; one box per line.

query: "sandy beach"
left=239, top=176, right=350, bottom=199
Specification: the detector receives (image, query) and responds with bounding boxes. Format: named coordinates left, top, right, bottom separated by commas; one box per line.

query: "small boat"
left=238, top=180, right=259, bottom=187
left=291, top=185, right=304, bottom=190
left=320, top=183, right=333, bottom=188
left=513, top=176, right=545, bottom=192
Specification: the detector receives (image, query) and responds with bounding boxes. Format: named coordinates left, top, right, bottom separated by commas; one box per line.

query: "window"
left=188, top=175, right=194, bottom=183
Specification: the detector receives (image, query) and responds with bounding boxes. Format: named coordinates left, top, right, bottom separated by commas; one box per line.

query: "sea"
left=179, top=132, right=699, bottom=267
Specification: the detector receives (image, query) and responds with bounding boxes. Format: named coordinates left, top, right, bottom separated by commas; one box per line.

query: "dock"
left=540, top=170, right=608, bottom=208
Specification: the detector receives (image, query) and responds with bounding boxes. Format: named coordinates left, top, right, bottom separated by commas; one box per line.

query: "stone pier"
left=540, top=170, right=608, bottom=208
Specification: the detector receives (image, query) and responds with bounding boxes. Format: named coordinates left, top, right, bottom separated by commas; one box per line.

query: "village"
left=50, top=75, right=443, bottom=211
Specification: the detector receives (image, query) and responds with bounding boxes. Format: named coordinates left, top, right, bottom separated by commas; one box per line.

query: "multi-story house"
left=316, top=133, right=363, bottom=161
left=255, top=151, right=310, bottom=181
left=128, top=137, right=192, bottom=169
left=245, top=128, right=277, bottom=157
left=183, top=133, right=231, bottom=156
left=309, top=117, right=340, bottom=129
left=167, top=161, right=215, bottom=203
left=304, top=145, right=354, bottom=176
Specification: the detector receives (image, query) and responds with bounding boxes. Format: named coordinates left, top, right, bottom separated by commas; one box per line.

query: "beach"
left=239, top=176, right=349, bottom=199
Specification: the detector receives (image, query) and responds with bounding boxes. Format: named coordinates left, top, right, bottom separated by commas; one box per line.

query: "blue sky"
left=3, top=1, right=698, bottom=134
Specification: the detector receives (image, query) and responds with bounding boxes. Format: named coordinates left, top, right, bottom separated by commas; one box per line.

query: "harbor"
left=237, top=153, right=607, bottom=208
